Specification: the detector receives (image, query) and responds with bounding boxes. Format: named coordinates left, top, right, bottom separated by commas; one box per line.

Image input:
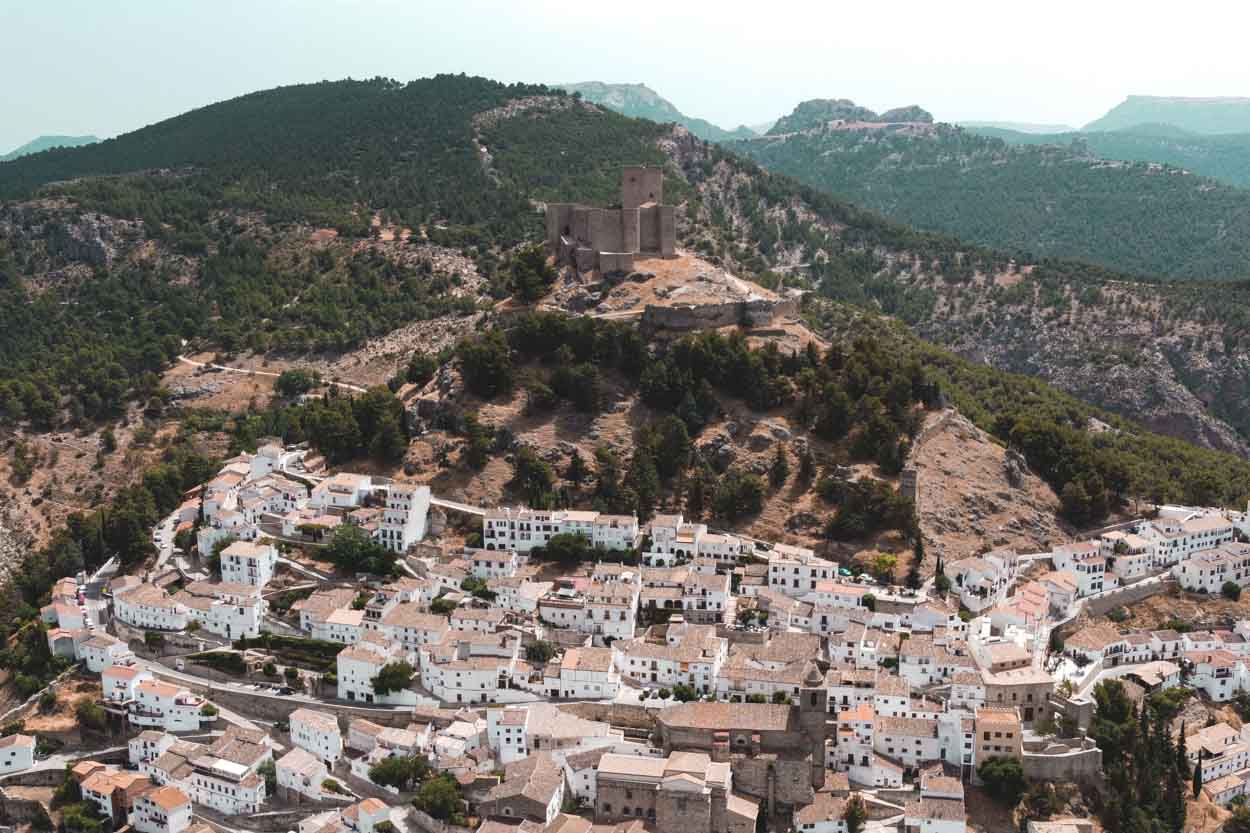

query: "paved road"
left=137, top=658, right=267, bottom=733
left=276, top=556, right=333, bottom=581
left=177, top=355, right=368, bottom=395
left=430, top=496, right=486, bottom=517
left=153, top=511, right=179, bottom=571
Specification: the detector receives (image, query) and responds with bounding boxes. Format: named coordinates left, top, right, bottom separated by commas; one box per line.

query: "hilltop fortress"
left=545, top=165, right=676, bottom=274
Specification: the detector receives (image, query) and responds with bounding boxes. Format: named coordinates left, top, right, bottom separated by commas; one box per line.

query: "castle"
left=545, top=165, right=677, bottom=274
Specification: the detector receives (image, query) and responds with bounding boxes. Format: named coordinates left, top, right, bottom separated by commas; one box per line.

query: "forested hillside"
left=1, top=74, right=1250, bottom=524
left=732, top=118, right=1250, bottom=280
left=967, top=124, right=1250, bottom=189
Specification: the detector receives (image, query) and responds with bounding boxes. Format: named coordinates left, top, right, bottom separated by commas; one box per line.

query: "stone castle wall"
left=641, top=296, right=800, bottom=335
left=546, top=167, right=675, bottom=273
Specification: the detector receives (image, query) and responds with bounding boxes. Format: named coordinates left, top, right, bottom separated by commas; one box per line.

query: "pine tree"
left=565, top=450, right=588, bottom=486
left=798, top=447, right=815, bottom=481
left=906, top=538, right=925, bottom=590
left=626, top=448, right=660, bottom=522
left=769, top=446, right=790, bottom=488
left=1165, top=765, right=1186, bottom=833
left=1176, top=722, right=1188, bottom=778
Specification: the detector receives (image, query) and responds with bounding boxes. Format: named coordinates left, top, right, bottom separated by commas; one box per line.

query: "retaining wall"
left=145, top=666, right=417, bottom=727
left=1082, top=580, right=1171, bottom=617
left=0, top=792, right=52, bottom=827
left=558, top=702, right=657, bottom=732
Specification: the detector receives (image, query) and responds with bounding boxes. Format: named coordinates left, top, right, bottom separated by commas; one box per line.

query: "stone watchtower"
left=545, top=166, right=677, bottom=274
left=799, top=664, right=829, bottom=788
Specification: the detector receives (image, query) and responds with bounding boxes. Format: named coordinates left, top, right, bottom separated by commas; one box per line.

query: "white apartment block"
left=80, top=633, right=134, bottom=672
left=337, top=638, right=418, bottom=706
left=613, top=620, right=726, bottom=693
left=488, top=707, right=531, bottom=765
left=131, top=785, right=193, bottom=833
left=129, top=731, right=176, bottom=767
left=309, top=473, right=375, bottom=510
left=947, top=550, right=1019, bottom=612
left=276, top=747, right=329, bottom=802
left=102, top=664, right=153, bottom=704
left=874, top=716, right=942, bottom=767
left=129, top=680, right=207, bottom=732
left=174, top=581, right=266, bottom=640
left=219, top=541, right=278, bottom=588
left=290, top=708, right=344, bottom=766
left=378, top=604, right=450, bottom=651
left=1174, top=544, right=1250, bottom=594
left=1188, top=723, right=1250, bottom=783
left=471, top=549, right=521, bottom=580
left=538, top=579, right=640, bottom=642
left=767, top=545, right=837, bottom=597
left=0, top=734, right=35, bottom=775
left=378, top=482, right=431, bottom=554
left=423, top=655, right=509, bottom=704
left=1148, top=510, right=1235, bottom=567
left=313, top=609, right=366, bottom=645
left=644, top=513, right=749, bottom=568
left=544, top=647, right=621, bottom=699
left=115, top=583, right=189, bottom=631
left=482, top=507, right=639, bottom=553
left=1186, top=650, right=1250, bottom=702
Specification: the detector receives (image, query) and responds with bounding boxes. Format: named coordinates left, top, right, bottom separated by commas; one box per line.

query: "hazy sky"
left=4, top=0, right=1250, bottom=152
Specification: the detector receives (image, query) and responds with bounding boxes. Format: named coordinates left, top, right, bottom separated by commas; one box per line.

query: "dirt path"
left=176, top=355, right=368, bottom=394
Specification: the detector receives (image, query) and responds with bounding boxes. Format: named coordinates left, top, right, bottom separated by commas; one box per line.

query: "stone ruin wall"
left=641, top=296, right=801, bottom=335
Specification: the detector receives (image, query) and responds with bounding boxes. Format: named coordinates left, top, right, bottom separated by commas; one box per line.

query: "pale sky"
left=4, top=0, right=1250, bottom=152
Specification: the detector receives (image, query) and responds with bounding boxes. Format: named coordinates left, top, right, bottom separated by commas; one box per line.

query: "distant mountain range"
left=558, top=82, right=758, bottom=142
left=1085, top=96, right=1250, bottom=134
left=965, top=123, right=1250, bottom=189
left=1, top=134, right=98, bottom=163
left=733, top=98, right=1250, bottom=280
left=958, top=120, right=1077, bottom=134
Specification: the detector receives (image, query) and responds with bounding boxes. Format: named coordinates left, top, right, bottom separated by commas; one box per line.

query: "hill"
left=767, top=99, right=932, bottom=134
left=0, top=134, right=98, bottom=162
left=733, top=107, right=1250, bottom=280
left=1085, top=95, right=1250, bottom=134
left=558, top=82, right=757, bottom=142
left=965, top=123, right=1250, bottom=190
left=0, top=74, right=1249, bottom=528
left=958, top=120, right=1076, bottom=134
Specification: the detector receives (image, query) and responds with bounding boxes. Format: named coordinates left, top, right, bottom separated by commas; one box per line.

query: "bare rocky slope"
left=884, top=268, right=1250, bottom=457
left=910, top=409, right=1070, bottom=564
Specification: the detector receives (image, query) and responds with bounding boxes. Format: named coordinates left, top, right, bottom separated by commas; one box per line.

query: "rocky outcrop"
left=909, top=409, right=1070, bottom=564
left=905, top=276, right=1250, bottom=457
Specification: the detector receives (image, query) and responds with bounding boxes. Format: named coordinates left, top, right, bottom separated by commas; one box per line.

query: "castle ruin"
left=545, top=165, right=677, bottom=274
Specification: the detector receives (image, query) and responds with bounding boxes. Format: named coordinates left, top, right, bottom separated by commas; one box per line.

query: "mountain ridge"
left=734, top=107, right=1250, bottom=281
left=558, top=81, right=757, bottom=143
left=1085, top=95, right=1250, bottom=134
left=1, top=134, right=99, bottom=163
left=767, top=99, right=933, bottom=135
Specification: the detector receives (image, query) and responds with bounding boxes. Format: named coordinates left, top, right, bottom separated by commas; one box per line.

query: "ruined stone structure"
left=546, top=166, right=677, bottom=274
left=652, top=672, right=831, bottom=815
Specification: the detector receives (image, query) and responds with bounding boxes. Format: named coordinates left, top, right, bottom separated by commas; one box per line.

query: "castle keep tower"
left=546, top=166, right=677, bottom=274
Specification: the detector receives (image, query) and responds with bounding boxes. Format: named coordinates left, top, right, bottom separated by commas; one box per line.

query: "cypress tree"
left=1176, top=722, right=1188, bottom=778
left=1193, top=759, right=1203, bottom=798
